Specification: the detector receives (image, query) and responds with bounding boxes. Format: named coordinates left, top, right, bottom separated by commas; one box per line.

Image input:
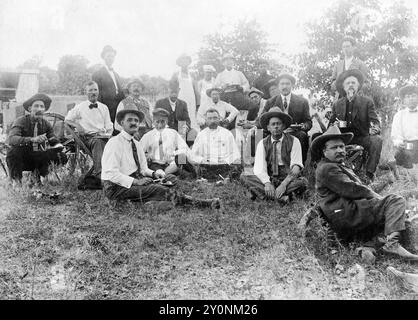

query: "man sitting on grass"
left=240, top=107, right=307, bottom=203
left=101, top=109, right=220, bottom=208
left=311, top=125, right=418, bottom=261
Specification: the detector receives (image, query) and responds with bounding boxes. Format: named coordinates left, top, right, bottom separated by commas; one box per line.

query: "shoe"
left=382, top=232, right=418, bottom=261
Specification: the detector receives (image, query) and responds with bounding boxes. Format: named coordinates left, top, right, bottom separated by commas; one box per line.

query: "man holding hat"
left=6, top=93, right=67, bottom=184
left=140, top=108, right=195, bottom=177
left=240, top=107, right=307, bottom=202
left=391, top=85, right=418, bottom=168
left=115, top=79, right=152, bottom=140
left=92, top=45, right=125, bottom=124
left=198, top=65, right=216, bottom=107
left=197, top=87, right=239, bottom=129
left=102, top=108, right=219, bottom=208
left=328, top=69, right=382, bottom=182
left=261, top=73, right=312, bottom=164
left=312, top=125, right=418, bottom=261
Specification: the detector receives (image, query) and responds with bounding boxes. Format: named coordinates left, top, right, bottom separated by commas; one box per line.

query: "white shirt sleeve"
left=214, top=73, right=222, bottom=88
left=253, top=140, right=270, bottom=184
left=225, top=102, right=239, bottom=123
left=290, top=137, right=304, bottom=169
left=64, top=104, right=80, bottom=122
left=228, top=131, right=241, bottom=164
left=114, top=101, right=124, bottom=132
left=138, top=142, right=154, bottom=177
left=391, top=111, right=403, bottom=147
left=101, top=139, right=135, bottom=188
left=191, top=131, right=204, bottom=163
left=103, top=106, right=114, bottom=135
left=197, top=104, right=207, bottom=126
left=239, top=71, right=250, bottom=92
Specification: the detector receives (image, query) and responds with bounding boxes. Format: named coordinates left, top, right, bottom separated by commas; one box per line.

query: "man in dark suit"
left=154, top=81, right=195, bottom=146
left=329, top=69, right=382, bottom=182
left=261, top=73, right=312, bottom=164
left=92, top=45, right=125, bottom=124
left=310, top=125, right=417, bottom=261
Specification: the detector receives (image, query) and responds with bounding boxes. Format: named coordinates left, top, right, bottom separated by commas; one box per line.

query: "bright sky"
left=1, top=0, right=417, bottom=79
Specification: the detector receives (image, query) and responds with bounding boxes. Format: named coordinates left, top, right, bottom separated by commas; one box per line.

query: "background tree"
left=57, top=55, right=90, bottom=95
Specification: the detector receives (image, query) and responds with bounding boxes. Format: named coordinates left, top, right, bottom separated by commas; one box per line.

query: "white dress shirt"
left=197, top=100, right=239, bottom=126
left=214, top=69, right=250, bottom=91
left=101, top=130, right=154, bottom=188
left=191, top=126, right=240, bottom=164
left=253, top=135, right=303, bottom=184
left=65, top=100, right=113, bottom=135
left=344, top=56, right=354, bottom=70
left=168, top=99, right=176, bottom=112
left=105, top=65, right=119, bottom=94
left=140, top=127, right=190, bottom=165
left=391, top=107, right=418, bottom=146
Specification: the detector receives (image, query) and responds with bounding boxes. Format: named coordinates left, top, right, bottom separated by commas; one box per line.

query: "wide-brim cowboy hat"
left=311, top=125, right=354, bottom=160
left=206, top=87, right=223, bottom=97
left=116, top=109, right=145, bottom=125
left=101, top=45, right=117, bottom=58
left=260, top=106, right=293, bottom=130
left=23, top=93, right=52, bottom=112
left=176, top=54, right=192, bottom=67
left=336, top=69, right=365, bottom=97
left=221, top=53, right=235, bottom=61
left=152, top=108, right=171, bottom=118
left=277, top=73, right=296, bottom=85
left=248, top=87, right=264, bottom=98
left=399, top=85, right=418, bottom=100
left=126, top=78, right=145, bottom=91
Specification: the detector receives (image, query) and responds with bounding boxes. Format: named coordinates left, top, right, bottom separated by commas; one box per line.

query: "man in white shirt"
left=240, top=107, right=308, bottom=203
left=65, top=81, right=113, bottom=189
left=197, top=87, right=239, bottom=129
left=140, top=108, right=195, bottom=177
left=191, top=108, right=242, bottom=180
left=101, top=109, right=220, bottom=208
left=392, top=85, right=418, bottom=168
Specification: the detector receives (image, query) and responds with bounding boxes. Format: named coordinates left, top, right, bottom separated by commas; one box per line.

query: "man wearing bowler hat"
left=328, top=69, right=382, bottom=182
left=240, top=107, right=307, bottom=203
left=261, top=73, right=312, bottom=164
left=391, top=85, right=418, bottom=168
left=6, top=93, right=67, bottom=185
left=311, top=125, right=418, bottom=261
left=92, top=45, right=125, bottom=124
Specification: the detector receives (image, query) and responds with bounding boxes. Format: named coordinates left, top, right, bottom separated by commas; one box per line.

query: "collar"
left=120, top=130, right=134, bottom=141
left=168, top=98, right=176, bottom=104
left=281, top=94, right=291, bottom=101
left=271, top=135, right=284, bottom=143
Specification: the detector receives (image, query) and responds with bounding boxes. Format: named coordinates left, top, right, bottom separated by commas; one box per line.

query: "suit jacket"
left=331, top=58, right=369, bottom=83
left=260, top=93, right=312, bottom=131
left=92, top=66, right=125, bottom=122
left=154, top=98, right=191, bottom=132
left=329, top=95, right=380, bottom=137
left=315, top=159, right=378, bottom=234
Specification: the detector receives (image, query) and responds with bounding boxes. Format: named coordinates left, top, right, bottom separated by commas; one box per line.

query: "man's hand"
left=31, top=134, right=48, bottom=144
left=275, top=184, right=287, bottom=200
left=133, top=177, right=153, bottom=186
left=154, top=169, right=166, bottom=179
left=264, top=182, right=275, bottom=199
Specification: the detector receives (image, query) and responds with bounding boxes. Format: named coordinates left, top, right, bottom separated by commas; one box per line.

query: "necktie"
left=33, top=121, right=39, bottom=151
left=131, top=139, right=141, bottom=175
left=158, top=132, right=164, bottom=161
left=89, top=103, right=98, bottom=109
left=272, top=140, right=279, bottom=176
left=283, top=97, right=288, bottom=111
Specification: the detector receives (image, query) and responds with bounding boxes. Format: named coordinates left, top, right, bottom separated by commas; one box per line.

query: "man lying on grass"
left=240, top=107, right=308, bottom=203
left=101, top=109, right=220, bottom=208
left=311, top=125, right=418, bottom=261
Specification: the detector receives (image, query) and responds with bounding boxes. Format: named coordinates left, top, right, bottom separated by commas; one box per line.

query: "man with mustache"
left=240, top=107, right=307, bottom=203
left=65, top=81, right=113, bottom=189
left=328, top=69, right=382, bottom=182
left=114, top=79, right=152, bottom=140
left=101, top=109, right=220, bottom=208
left=311, top=125, right=418, bottom=261
left=6, top=93, right=67, bottom=185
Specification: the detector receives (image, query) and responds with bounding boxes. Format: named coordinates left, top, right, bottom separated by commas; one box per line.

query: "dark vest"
left=263, top=133, right=294, bottom=176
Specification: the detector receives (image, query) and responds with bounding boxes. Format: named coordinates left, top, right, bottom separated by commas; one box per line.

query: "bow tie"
left=89, top=103, right=98, bottom=109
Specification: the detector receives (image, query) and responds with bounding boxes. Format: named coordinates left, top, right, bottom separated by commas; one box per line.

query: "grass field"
left=0, top=164, right=418, bottom=300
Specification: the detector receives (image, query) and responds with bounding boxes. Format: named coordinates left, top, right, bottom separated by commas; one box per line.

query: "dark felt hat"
left=152, top=108, right=170, bottom=118
left=101, top=45, right=117, bottom=58
left=126, top=78, right=145, bottom=91
left=399, top=85, right=418, bottom=100
left=311, top=125, right=354, bottom=160
left=277, top=73, right=296, bottom=85
left=23, top=93, right=52, bottom=112
left=116, top=109, right=144, bottom=125
left=259, top=106, right=293, bottom=130
left=248, top=87, right=264, bottom=98
left=206, top=87, right=223, bottom=97
left=336, top=69, right=365, bottom=97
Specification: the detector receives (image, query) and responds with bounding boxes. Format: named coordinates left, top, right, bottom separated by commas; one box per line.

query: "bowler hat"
left=248, top=87, right=264, bottom=98
left=101, top=45, right=117, bottom=59
left=116, top=109, right=144, bottom=125
left=126, top=78, right=145, bottom=91
left=152, top=108, right=170, bottom=118
left=399, top=85, right=418, bottom=100
left=23, top=93, right=52, bottom=112
left=336, top=69, right=365, bottom=97
left=259, top=107, right=293, bottom=130
left=311, top=125, right=353, bottom=160
left=277, top=73, right=296, bottom=85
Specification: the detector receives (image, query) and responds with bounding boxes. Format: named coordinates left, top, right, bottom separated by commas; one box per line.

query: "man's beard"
left=346, top=88, right=356, bottom=100
left=208, top=123, right=218, bottom=129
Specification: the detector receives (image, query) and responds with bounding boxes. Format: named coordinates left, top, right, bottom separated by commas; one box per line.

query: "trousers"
left=81, top=135, right=107, bottom=177
left=350, top=134, right=382, bottom=175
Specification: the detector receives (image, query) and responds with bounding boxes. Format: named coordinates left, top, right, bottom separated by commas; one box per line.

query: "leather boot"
left=382, top=231, right=418, bottom=261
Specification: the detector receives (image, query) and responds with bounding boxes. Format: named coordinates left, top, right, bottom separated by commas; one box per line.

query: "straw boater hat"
left=23, top=93, right=52, bottom=112
left=176, top=54, right=192, bottom=67
left=311, top=125, right=354, bottom=160
left=248, top=87, right=264, bottom=98
left=277, top=72, right=296, bottom=85
left=203, top=65, right=216, bottom=72
left=206, top=87, right=223, bottom=97
left=116, top=109, right=144, bottom=125
left=101, top=45, right=117, bottom=59
left=399, top=85, right=418, bottom=100
left=152, top=108, right=170, bottom=118
left=259, top=106, right=293, bottom=131
left=336, top=69, right=365, bottom=97
left=126, top=78, right=145, bottom=91
left=221, top=53, right=235, bottom=62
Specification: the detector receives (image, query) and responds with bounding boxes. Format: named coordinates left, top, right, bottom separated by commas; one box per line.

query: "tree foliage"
left=57, top=55, right=91, bottom=95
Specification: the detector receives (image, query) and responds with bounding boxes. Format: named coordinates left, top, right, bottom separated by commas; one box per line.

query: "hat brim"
left=152, top=108, right=171, bottom=118
left=311, top=132, right=354, bottom=159
left=336, top=69, right=365, bottom=97
left=206, top=88, right=223, bottom=97
left=116, top=109, right=145, bottom=125
left=260, top=111, right=293, bottom=130
left=23, top=94, right=52, bottom=112
left=248, top=89, right=264, bottom=97
left=277, top=74, right=296, bottom=85
left=399, top=85, right=418, bottom=99
left=126, top=80, right=145, bottom=91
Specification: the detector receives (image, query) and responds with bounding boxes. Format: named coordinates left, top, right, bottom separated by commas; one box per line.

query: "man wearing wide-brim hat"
left=328, top=68, right=382, bottom=182
left=114, top=78, right=152, bottom=140
left=240, top=107, right=308, bottom=203
left=101, top=108, right=220, bottom=208
left=391, top=84, right=418, bottom=168
left=312, top=125, right=418, bottom=261
left=6, top=93, right=67, bottom=185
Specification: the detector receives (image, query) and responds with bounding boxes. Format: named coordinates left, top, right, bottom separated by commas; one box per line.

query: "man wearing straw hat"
left=6, top=93, right=67, bottom=184
left=311, top=125, right=418, bottom=261
left=240, top=107, right=307, bottom=203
